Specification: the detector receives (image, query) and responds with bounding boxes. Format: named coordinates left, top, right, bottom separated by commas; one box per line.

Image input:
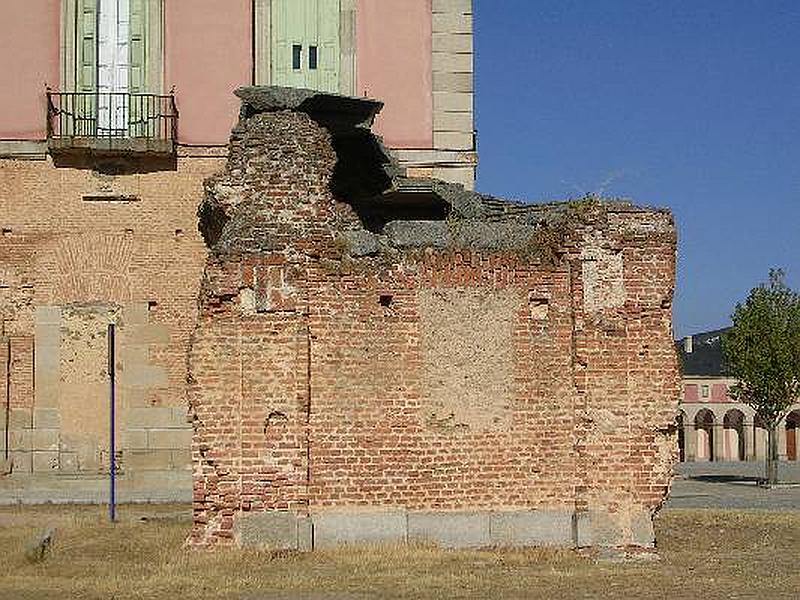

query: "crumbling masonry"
left=188, top=87, right=680, bottom=549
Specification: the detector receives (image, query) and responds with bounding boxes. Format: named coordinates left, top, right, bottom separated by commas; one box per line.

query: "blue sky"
left=473, top=0, right=800, bottom=337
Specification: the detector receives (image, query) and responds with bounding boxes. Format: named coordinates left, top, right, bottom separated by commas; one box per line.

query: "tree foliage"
left=722, top=269, right=800, bottom=484
left=722, top=269, right=800, bottom=424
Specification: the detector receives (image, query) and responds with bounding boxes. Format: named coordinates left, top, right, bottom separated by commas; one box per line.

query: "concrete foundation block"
left=489, top=510, right=574, bottom=547
left=298, top=516, right=313, bottom=552
left=59, top=452, right=79, bottom=473
left=575, top=509, right=655, bottom=548
left=125, top=407, right=174, bottom=429
left=312, top=509, right=407, bottom=548
left=9, top=429, right=31, bottom=451
left=9, top=451, right=32, bottom=474
left=408, top=511, right=490, bottom=548
left=119, top=365, right=168, bottom=388
left=35, top=306, right=61, bottom=325
left=234, top=511, right=301, bottom=550
left=170, top=407, right=190, bottom=428
left=147, top=428, right=192, bottom=450
left=123, top=470, right=192, bottom=501
left=9, top=409, right=33, bottom=429
left=121, top=429, right=148, bottom=450
left=125, top=449, right=173, bottom=471
left=33, top=408, right=61, bottom=430
left=32, top=429, right=59, bottom=451
left=170, top=449, right=192, bottom=470
left=32, top=451, right=59, bottom=472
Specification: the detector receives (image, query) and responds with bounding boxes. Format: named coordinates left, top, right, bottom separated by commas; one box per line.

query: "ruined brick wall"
left=188, top=90, right=680, bottom=549
left=0, top=153, right=223, bottom=497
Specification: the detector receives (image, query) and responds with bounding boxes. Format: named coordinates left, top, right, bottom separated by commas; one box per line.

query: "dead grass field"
left=0, top=505, right=798, bottom=599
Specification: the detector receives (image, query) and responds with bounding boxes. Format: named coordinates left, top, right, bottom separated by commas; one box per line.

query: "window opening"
left=292, top=44, right=302, bottom=70
left=309, top=45, right=318, bottom=70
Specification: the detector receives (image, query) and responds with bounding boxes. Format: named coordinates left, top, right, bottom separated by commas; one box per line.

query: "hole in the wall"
left=379, top=294, right=393, bottom=307
left=175, top=229, right=184, bottom=238
left=528, top=295, right=550, bottom=319
left=124, top=228, right=134, bottom=236
left=1, top=228, right=11, bottom=236
left=83, top=194, right=140, bottom=202
left=147, top=301, right=158, bottom=311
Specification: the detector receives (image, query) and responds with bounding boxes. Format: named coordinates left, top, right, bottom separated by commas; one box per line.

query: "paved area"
left=666, top=461, right=800, bottom=510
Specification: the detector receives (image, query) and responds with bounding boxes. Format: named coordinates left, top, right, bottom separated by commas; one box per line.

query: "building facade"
left=0, top=0, right=475, bottom=502
left=677, top=329, right=800, bottom=462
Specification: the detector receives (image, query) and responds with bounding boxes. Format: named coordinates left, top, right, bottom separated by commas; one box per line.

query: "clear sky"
left=473, top=0, right=800, bottom=337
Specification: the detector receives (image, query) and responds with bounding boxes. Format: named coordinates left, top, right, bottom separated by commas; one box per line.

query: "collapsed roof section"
left=199, top=86, right=669, bottom=258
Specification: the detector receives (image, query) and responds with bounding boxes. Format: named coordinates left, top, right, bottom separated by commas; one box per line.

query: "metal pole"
left=108, top=323, right=116, bottom=522
left=4, top=337, right=10, bottom=462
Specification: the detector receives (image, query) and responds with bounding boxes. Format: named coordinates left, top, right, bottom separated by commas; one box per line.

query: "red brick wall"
left=187, top=108, right=680, bottom=547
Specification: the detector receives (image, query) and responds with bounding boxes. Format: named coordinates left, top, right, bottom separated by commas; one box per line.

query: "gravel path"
left=666, top=461, right=800, bottom=510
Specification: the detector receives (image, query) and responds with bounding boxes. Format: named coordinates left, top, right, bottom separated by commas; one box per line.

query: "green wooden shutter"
left=316, top=0, right=340, bottom=93
left=76, top=0, right=97, bottom=92
left=75, top=0, right=98, bottom=136
left=129, top=0, right=147, bottom=93
left=271, top=0, right=340, bottom=92
left=129, top=0, right=148, bottom=136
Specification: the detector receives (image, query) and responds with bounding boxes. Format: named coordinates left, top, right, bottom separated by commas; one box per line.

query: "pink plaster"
left=357, top=0, right=433, bottom=149
left=165, top=0, right=252, bottom=145
left=711, top=384, right=729, bottom=403
left=0, top=1, right=60, bottom=139
left=684, top=384, right=699, bottom=402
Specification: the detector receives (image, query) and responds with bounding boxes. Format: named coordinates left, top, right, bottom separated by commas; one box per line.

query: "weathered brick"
left=186, top=94, right=680, bottom=550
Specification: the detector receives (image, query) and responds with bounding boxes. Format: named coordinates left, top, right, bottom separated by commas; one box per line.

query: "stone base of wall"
left=0, top=470, right=191, bottom=505
left=232, top=508, right=655, bottom=551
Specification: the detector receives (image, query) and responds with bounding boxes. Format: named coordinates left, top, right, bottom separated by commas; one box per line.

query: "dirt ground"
left=0, top=505, right=798, bottom=599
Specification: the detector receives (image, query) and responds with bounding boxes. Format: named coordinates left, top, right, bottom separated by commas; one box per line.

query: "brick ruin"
left=187, top=87, right=681, bottom=550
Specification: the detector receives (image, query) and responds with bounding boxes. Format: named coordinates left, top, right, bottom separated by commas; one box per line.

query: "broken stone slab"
left=339, top=230, right=379, bottom=257
left=24, top=528, right=54, bottom=563
left=384, top=221, right=449, bottom=249
left=235, top=86, right=383, bottom=133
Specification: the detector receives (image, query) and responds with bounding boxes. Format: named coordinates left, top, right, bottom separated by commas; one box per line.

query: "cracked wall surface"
left=187, top=87, right=681, bottom=550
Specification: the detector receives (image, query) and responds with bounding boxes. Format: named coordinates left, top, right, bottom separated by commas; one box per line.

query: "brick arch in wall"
left=35, top=233, right=135, bottom=305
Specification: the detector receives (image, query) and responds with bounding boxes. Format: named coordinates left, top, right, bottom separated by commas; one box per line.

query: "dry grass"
left=0, top=506, right=798, bottom=599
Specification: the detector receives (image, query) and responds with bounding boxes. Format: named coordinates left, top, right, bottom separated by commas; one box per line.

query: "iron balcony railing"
left=46, top=90, right=178, bottom=154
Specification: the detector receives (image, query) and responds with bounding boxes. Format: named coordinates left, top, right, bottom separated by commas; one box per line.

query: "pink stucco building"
left=677, top=330, right=800, bottom=462
left=0, top=1, right=476, bottom=503
left=0, top=0, right=475, bottom=186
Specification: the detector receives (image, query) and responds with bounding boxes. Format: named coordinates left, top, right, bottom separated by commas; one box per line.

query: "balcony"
left=46, top=90, right=178, bottom=159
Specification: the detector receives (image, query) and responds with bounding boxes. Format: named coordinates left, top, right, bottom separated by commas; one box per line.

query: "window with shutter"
left=270, top=0, right=341, bottom=93
left=60, top=0, right=163, bottom=139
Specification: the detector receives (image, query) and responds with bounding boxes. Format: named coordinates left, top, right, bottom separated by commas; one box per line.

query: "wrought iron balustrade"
left=46, top=90, right=178, bottom=155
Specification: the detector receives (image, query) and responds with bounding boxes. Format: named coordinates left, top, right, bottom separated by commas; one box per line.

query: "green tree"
left=722, top=269, right=800, bottom=486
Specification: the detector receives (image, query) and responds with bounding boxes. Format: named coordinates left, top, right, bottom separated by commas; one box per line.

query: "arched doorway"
left=695, top=409, right=715, bottom=461
left=723, top=409, right=745, bottom=461
left=786, top=410, right=800, bottom=461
